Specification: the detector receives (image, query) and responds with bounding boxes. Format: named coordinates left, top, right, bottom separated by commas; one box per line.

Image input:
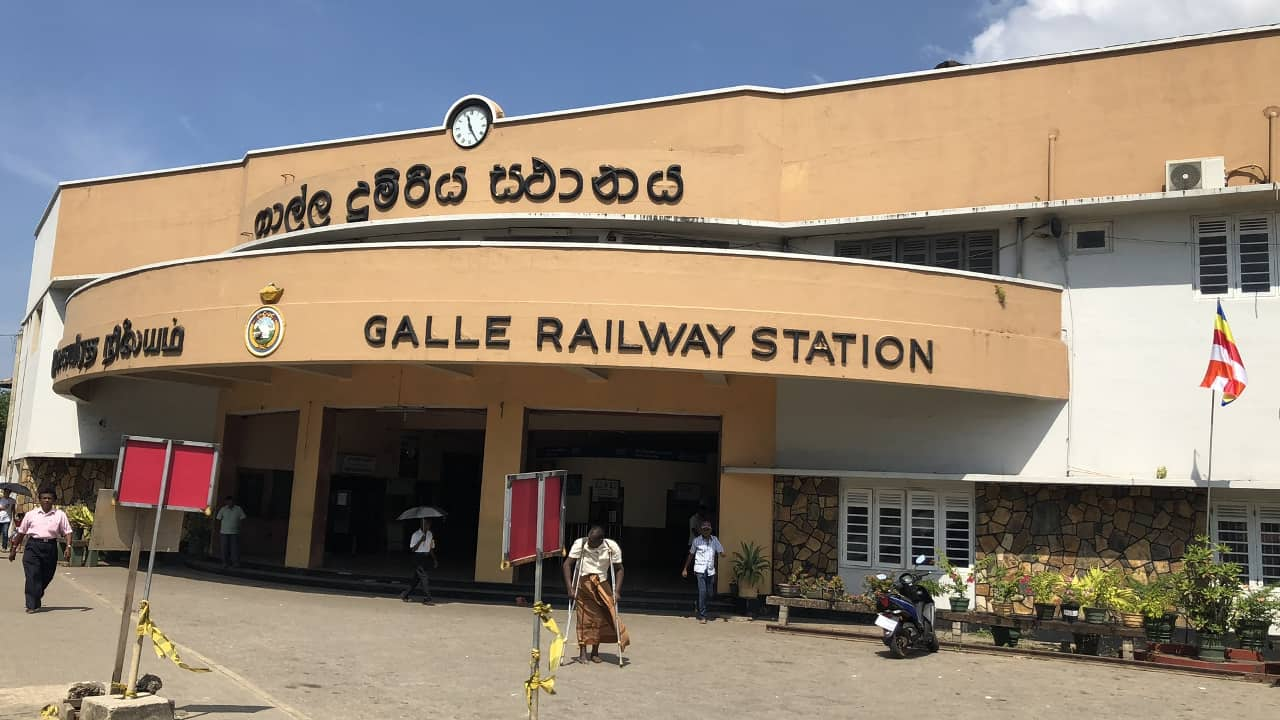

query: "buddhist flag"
left=1200, top=300, right=1248, bottom=405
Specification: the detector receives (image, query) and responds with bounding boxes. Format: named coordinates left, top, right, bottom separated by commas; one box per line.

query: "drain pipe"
left=1015, top=217, right=1026, bottom=278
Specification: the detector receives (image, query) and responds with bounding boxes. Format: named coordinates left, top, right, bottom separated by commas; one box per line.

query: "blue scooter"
left=873, top=555, right=940, bottom=658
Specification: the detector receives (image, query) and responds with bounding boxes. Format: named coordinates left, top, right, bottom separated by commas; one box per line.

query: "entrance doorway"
left=323, top=408, right=486, bottom=581
left=525, top=410, right=721, bottom=592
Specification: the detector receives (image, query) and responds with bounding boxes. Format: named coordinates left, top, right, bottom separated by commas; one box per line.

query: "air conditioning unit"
left=1165, top=156, right=1225, bottom=191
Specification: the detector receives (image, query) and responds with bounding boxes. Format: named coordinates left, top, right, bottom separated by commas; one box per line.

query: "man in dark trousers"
left=401, top=518, right=438, bottom=604
left=7, top=486, right=72, bottom=613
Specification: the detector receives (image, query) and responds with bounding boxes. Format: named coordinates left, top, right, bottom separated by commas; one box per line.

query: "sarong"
left=574, top=575, right=631, bottom=651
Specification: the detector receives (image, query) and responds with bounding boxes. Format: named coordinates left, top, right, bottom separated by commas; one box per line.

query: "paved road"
left=2, top=560, right=1275, bottom=719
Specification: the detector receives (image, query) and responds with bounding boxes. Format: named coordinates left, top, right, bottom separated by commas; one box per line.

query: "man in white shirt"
left=214, top=496, right=247, bottom=568
left=563, top=525, right=630, bottom=663
left=401, top=519, right=438, bottom=604
left=0, top=488, right=15, bottom=552
left=681, top=521, right=725, bottom=624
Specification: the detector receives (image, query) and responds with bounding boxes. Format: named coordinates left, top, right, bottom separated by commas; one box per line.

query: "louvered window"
left=1237, top=216, right=1272, bottom=294
left=843, top=490, right=871, bottom=566
left=1196, top=215, right=1275, bottom=296
left=840, top=484, right=973, bottom=571
left=1259, top=506, right=1280, bottom=585
left=943, top=496, right=973, bottom=567
left=877, top=490, right=904, bottom=566
left=1213, top=502, right=1280, bottom=586
left=964, top=231, right=997, bottom=274
left=835, top=231, right=997, bottom=274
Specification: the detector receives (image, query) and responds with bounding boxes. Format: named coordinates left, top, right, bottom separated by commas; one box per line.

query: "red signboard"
left=502, top=471, right=566, bottom=567
left=113, top=436, right=220, bottom=513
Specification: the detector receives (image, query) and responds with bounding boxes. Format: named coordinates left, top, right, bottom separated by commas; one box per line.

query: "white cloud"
left=964, top=0, right=1280, bottom=63
left=0, top=95, right=157, bottom=189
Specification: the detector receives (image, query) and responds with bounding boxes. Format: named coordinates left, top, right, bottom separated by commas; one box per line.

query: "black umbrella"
left=0, top=483, right=32, bottom=497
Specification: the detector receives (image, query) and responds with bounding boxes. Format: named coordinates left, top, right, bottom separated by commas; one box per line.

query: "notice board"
left=501, top=471, right=566, bottom=568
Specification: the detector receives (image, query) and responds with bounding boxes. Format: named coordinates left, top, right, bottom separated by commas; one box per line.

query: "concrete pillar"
left=285, top=402, right=334, bottom=568
left=716, top=396, right=776, bottom=594
left=473, top=400, right=526, bottom=582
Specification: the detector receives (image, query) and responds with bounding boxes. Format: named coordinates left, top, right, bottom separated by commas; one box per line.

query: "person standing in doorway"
left=215, top=496, right=247, bottom=568
left=688, top=505, right=709, bottom=542
left=401, top=518, right=438, bottom=604
left=8, top=485, right=72, bottom=613
left=563, top=525, right=630, bottom=664
left=681, top=521, right=725, bottom=624
left=0, top=489, right=16, bottom=552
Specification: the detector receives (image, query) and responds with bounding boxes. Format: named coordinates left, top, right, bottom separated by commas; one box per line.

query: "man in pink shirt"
left=7, top=486, right=72, bottom=613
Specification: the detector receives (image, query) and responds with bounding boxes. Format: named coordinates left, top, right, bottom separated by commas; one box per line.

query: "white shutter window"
left=1196, top=217, right=1231, bottom=295
left=1237, top=216, right=1272, bottom=294
left=876, top=490, right=905, bottom=567
left=964, top=231, right=997, bottom=274
left=843, top=490, right=871, bottom=567
left=900, top=238, right=930, bottom=266
left=942, top=495, right=973, bottom=566
left=1214, top=503, right=1252, bottom=582
left=1259, top=505, right=1280, bottom=585
left=908, top=492, right=937, bottom=564
left=867, top=239, right=896, bottom=262
left=932, top=235, right=963, bottom=270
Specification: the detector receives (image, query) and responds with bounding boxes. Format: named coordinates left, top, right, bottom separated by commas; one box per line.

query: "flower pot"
left=1119, top=612, right=1144, bottom=629
left=991, top=626, right=1020, bottom=647
left=820, top=588, right=836, bottom=601
left=949, top=597, right=971, bottom=612
left=1196, top=632, right=1227, bottom=662
left=1082, top=607, right=1109, bottom=624
left=1060, top=602, right=1081, bottom=623
left=776, top=583, right=799, bottom=598
left=990, top=601, right=1014, bottom=616
left=1236, top=620, right=1271, bottom=651
left=1033, top=602, right=1057, bottom=621
left=1143, top=614, right=1175, bottom=643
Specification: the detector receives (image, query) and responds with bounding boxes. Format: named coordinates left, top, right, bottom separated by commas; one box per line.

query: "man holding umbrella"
left=398, top=505, right=444, bottom=604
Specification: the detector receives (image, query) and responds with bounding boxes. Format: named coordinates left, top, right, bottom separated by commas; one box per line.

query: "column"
left=716, top=395, right=776, bottom=594
left=285, top=402, right=335, bottom=568
left=473, top=400, right=526, bottom=582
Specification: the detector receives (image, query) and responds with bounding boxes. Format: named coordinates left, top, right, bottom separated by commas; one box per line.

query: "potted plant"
left=1028, top=571, right=1064, bottom=621
left=1072, top=567, right=1134, bottom=624
left=1058, top=581, right=1082, bottom=623
left=863, top=573, right=894, bottom=596
left=1132, top=575, right=1179, bottom=642
left=936, top=551, right=974, bottom=612
left=731, top=541, right=771, bottom=600
left=777, top=570, right=802, bottom=598
left=823, top=574, right=846, bottom=602
left=1171, top=536, right=1243, bottom=662
left=1231, top=585, right=1280, bottom=651
left=181, top=514, right=213, bottom=559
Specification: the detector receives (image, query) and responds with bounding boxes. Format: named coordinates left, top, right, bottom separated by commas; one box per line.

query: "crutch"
left=559, top=539, right=584, bottom=666
left=609, top=552, right=625, bottom=667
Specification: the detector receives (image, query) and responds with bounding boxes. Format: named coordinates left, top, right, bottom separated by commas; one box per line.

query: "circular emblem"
left=245, top=306, right=284, bottom=357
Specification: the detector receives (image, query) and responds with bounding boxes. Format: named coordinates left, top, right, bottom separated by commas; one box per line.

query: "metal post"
left=1205, top=391, right=1216, bottom=535
left=125, top=440, right=174, bottom=697
left=530, top=472, right=546, bottom=720
left=110, top=520, right=144, bottom=686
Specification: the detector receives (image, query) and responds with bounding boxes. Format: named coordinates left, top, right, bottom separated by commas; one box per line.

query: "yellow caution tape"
left=137, top=600, right=211, bottom=674
left=523, top=602, right=566, bottom=709
left=40, top=704, right=58, bottom=718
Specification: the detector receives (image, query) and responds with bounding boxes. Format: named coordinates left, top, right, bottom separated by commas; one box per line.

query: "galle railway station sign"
left=251, top=159, right=685, bottom=240
left=363, top=314, right=936, bottom=373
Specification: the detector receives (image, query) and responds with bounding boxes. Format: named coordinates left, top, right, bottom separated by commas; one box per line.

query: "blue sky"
left=2, top=1, right=1277, bottom=378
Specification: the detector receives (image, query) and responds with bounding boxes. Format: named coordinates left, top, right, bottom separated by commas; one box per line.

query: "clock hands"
left=466, top=115, right=478, bottom=143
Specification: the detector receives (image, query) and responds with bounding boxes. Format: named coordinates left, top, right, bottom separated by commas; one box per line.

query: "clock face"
left=451, top=105, right=490, bottom=148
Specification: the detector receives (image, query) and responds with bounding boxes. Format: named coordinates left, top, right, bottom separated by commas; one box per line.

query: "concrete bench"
left=765, top=595, right=874, bottom=625
left=939, top=611, right=1147, bottom=659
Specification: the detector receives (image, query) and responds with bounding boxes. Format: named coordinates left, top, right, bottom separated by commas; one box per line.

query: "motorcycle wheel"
left=926, top=635, right=940, bottom=653
left=889, top=633, right=910, bottom=659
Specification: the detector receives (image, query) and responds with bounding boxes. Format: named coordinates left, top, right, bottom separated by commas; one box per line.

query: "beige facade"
left=19, top=28, right=1280, bottom=591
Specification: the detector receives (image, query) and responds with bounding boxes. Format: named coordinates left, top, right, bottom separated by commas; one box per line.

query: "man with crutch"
left=562, top=525, right=630, bottom=665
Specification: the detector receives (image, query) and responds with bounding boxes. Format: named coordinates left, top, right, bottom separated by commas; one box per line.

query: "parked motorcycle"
left=873, top=554, right=940, bottom=658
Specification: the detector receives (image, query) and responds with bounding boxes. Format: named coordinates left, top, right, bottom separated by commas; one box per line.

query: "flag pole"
left=1205, top=390, right=1216, bottom=536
